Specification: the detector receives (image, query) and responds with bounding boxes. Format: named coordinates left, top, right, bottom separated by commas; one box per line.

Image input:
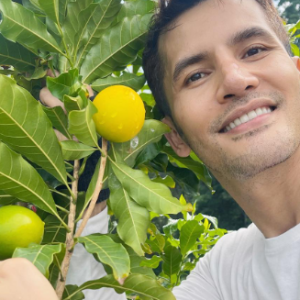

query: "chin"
left=221, top=136, right=299, bottom=181
left=203, top=126, right=300, bottom=181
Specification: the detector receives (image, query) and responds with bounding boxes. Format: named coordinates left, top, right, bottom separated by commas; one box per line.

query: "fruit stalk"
left=75, top=139, right=108, bottom=238
left=56, top=159, right=80, bottom=299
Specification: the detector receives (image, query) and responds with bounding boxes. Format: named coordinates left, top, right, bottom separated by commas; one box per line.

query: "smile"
left=224, top=107, right=273, bottom=133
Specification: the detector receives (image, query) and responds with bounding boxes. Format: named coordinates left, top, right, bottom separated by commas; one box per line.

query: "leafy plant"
left=285, top=17, right=300, bottom=55
left=0, top=0, right=222, bottom=299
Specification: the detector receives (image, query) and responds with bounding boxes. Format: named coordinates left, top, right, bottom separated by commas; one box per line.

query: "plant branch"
left=56, top=205, right=70, bottom=214
left=55, top=159, right=80, bottom=299
left=75, top=139, right=108, bottom=238
left=50, top=189, right=70, bottom=199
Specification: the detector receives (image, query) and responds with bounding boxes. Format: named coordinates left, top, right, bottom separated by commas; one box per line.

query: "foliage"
left=288, top=20, right=300, bottom=55
left=196, top=178, right=251, bottom=230
left=0, top=1, right=222, bottom=299
left=279, top=1, right=300, bottom=50
left=279, top=0, right=300, bottom=24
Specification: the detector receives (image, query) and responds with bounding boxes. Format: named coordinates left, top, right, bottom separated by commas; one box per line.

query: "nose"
left=216, top=61, right=259, bottom=104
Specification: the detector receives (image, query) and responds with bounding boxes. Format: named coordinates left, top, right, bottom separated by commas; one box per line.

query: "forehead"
left=159, top=0, right=275, bottom=72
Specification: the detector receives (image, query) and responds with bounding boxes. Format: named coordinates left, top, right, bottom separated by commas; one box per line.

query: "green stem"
left=48, top=60, right=57, bottom=78
left=56, top=214, right=71, bottom=232
left=55, top=15, right=74, bottom=68
left=49, top=189, right=70, bottom=199
left=79, top=156, right=88, bottom=176
left=56, top=205, right=70, bottom=214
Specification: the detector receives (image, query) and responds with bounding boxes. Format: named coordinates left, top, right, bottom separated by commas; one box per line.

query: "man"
left=1, top=0, right=300, bottom=299
left=143, top=0, right=300, bottom=299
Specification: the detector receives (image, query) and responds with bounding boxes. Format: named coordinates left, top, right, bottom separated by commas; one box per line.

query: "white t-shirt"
left=66, top=207, right=126, bottom=300
left=173, top=222, right=300, bottom=300
left=68, top=210, right=300, bottom=300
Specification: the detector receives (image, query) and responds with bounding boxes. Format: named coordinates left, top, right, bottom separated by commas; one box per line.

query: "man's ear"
left=292, top=56, right=300, bottom=71
left=162, top=116, right=191, bottom=157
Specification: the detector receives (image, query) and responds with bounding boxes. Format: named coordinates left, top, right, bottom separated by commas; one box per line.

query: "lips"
left=219, top=99, right=277, bottom=133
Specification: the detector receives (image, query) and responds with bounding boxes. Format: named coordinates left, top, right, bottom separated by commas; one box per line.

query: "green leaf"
left=140, top=255, right=162, bottom=269
left=0, top=75, right=68, bottom=185
left=106, top=234, right=156, bottom=278
left=167, top=164, right=199, bottom=194
left=42, top=106, right=72, bottom=139
left=63, top=285, right=85, bottom=300
left=21, top=67, right=47, bottom=81
left=0, top=0, right=63, bottom=54
left=0, top=190, right=18, bottom=206
left=61, top=140, right=96, bottom=160
left=109, top=172, right=149, bottom=256
left=0, top=34, right=37, bottom=71
left=110, top=159, right=187, bottom=215
left=291, top=43, right=300, bottom=56
left=47, top=69, right=81, bottom=101
left=162, top=242, right=182, bottom=276
left=127, top=247, right=156, bottom=278
left=201, top=214, right=219, bottom=229
left=62, top=0, right=94, bottom=55
left=76, top=158, right=100, bottom=221
left=42, top=214, right=68, bottom=244
left=74, top=0, right=122, bottom=67
left=49, top=264, right=60, bottom=289
left=63, top=94, right=88, bottom=113
left=111, top=119, right=170, bottom=167
left=58, top=0, right=69, bottom=24
left=163, top=146, right=212, bottom=188
left=77, top=234, right=130, bottom=282
left=80, top=14, right=152, bottom=83
left=91, top=72, right=146, bottom=92
left=140, top=92, right=156, bottom=107
left=147, top=233, right=165, bottom=254
left=152, top=175, right=176, bottom=188
left=68, top=100, right=98, bottom=147
left=134, top=143, right=161, bottom=167
left=29, top=0, right=60, bottom=24
left=0, top=142, right=60, bottom=217
left=13, top=243, right=65, bottom=277
left=115, top=0, right=156, bottom=22
left=180, top=220, right=204, bottom=255
left=78, top=274, right=176, bottom=300
left=23, top=0, right=46, bottom=16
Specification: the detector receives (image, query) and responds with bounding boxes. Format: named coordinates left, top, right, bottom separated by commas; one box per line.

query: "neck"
left=216, top=147, right=300, bottom=238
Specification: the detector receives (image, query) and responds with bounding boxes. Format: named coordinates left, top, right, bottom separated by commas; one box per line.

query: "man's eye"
left=187, top=72, right=205, bottom=84
left=244, top=47, right=265, bottom=58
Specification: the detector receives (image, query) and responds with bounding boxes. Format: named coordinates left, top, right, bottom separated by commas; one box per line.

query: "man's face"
left=160, top=0, right=300, bottom=180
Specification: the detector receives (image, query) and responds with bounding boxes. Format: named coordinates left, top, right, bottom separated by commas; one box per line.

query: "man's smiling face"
left=160, top=0, right=300, bottom=180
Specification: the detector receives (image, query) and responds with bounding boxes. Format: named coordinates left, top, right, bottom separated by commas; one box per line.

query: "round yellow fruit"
left=0, top=205, right=44, bottom=260
left=93, top=85, right=145, bottom=143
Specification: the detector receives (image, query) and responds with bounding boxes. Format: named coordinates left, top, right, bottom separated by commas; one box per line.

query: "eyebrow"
left=229, top=26, right=275, bottom=46
left=172, top=26, right=274, bottom=83
left=173, top=52, right=208, bottom=83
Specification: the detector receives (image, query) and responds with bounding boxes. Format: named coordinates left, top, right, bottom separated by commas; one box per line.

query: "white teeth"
left=247, top=110, right=257, bottom=120
left=234, top=118, right=242, bottom=126
left=224, top=107, right=272, bottom=132
left=240, top=114, right=250, bottom=123
left=255, top=108, right=263, bottom=115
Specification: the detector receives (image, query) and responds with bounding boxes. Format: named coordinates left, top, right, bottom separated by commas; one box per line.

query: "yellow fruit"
left=0, top=205, right=44, bottom=260
left=93, top=85, right=145, bottom=143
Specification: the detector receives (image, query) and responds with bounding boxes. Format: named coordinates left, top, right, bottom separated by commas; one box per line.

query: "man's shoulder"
left=211, top=223, right=260, bottom=258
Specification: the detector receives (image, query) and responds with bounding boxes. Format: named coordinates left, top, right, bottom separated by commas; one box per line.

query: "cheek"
left=264, top=56, right=300, bottom=94
left=173, top=91, right=215, bottom=134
